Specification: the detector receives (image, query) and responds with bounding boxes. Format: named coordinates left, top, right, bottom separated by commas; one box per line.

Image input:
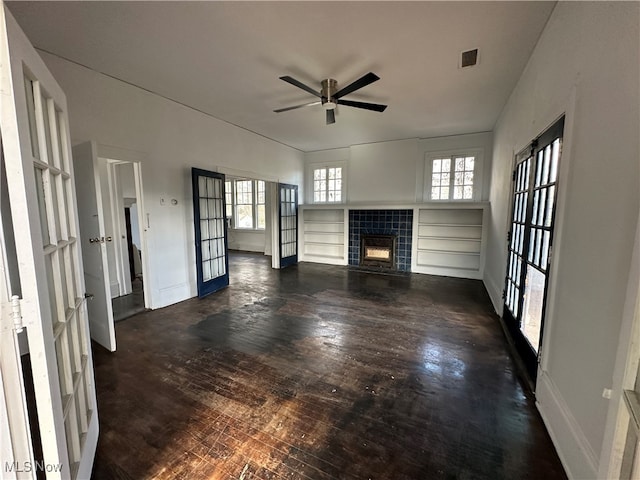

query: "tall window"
left=235, top=180, right=253, bottom=228
left=313, top=167, right=342, bottom=202
left=225, top=180, right=233, bottom=221
left=226, top=178, right=266, bottom=229
left=431, top=155, right=476, bottom=200
left=256, top=180, right=266, bottom=229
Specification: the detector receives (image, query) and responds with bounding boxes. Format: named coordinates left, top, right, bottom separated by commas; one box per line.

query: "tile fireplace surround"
left=348, top=209, right=413, bottom=272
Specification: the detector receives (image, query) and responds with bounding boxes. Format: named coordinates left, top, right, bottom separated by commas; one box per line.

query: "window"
left=313, top=167, right=342, bottom=203
left=235, top=180, right=253, bottom=228
left=225, top=180, right=233, bottom=221
left=429, top=154, right=477, bottom=201
left=226, top=178, right=266, bottom=229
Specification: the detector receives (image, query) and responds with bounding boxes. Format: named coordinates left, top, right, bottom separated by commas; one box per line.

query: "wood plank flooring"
left=91, top=253, right=566, bottom=480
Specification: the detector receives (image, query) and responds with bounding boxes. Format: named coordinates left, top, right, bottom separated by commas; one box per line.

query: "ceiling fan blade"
left=326, top=109, right=335, bottom=125
left=279, top=76, right=321, bottom=97
left=274, top=101, right=321, bottom=113
left=333, top=72, right=380, bottom=99
left=338, top=99, right=387, bottom=112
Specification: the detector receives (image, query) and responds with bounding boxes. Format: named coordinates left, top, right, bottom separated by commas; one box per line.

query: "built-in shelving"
left=299, top=203, right=487, bottom=278
left=413, top=206, right=485, bottom=277
left=300, top=208, right=346, bottom=264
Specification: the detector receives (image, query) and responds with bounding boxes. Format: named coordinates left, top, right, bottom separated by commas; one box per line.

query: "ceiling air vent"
left=460, top=48, right=479, bottom=68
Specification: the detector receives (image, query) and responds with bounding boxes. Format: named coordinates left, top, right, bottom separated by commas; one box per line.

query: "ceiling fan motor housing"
left=321, top=78, right=337, bottom=110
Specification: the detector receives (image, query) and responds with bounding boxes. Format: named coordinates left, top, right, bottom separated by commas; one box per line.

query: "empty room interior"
left=0, top=2, right=639, bottom=480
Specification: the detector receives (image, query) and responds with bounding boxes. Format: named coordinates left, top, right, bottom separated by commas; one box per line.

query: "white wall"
left=484, top=3, right=640, bottom=478
left=304, top=132, right=493, bottom=204
left=40, top=52, right=304, bottom=309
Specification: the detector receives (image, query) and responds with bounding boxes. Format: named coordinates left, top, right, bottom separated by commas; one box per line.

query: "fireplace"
left=360, top=234, right=397, bottom=269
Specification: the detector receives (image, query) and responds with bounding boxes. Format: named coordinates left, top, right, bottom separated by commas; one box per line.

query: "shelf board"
left=418, top=236, right=481, bottom=241
left=418, top=223, right=482, bottom=227
left=417, top=249, right=480, bottom=256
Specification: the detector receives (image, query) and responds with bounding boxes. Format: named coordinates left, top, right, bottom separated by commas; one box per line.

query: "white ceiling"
left=7, top=1, right=556, bottom=152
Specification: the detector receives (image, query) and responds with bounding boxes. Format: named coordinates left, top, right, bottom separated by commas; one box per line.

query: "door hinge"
left=11, top=295, right=24, bottom=333
left=501, top=289, right=506, bottom=300
left=547, top=245, right=553, bottom=265
left=507, top=231, right=512, bottom=244
left=512, top=170, right=517, bottom=181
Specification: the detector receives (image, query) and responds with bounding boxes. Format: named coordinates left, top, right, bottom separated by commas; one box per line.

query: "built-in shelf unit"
left=299, top=203, right=487, bottom=279
left=412, top=205, right=487, bottom=279
left=301, top=208, right=346, bottom=265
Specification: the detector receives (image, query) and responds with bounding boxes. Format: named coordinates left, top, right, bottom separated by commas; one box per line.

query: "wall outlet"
left=602, top=388, right=613, bottom=399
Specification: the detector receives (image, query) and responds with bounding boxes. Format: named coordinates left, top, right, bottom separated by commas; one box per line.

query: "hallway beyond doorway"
left=91, top=252, right=566, bottom=479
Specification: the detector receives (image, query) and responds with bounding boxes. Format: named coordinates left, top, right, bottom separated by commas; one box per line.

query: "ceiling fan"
left=274, top=72, right=387, bottom=125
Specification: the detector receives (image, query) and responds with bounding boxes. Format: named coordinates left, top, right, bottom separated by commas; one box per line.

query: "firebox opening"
left=360, top=234, right=397, bottom=269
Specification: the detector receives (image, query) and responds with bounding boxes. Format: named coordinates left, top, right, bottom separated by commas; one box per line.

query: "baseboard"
left=482, top=273, right=503, bottom=315
left=536, top=370, right=599, bottom=479
left=411, top=265, right=482, bottom=280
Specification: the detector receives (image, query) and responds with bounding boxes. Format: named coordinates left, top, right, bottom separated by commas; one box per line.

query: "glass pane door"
left=503, top=117, right=564, bottom=382
left=279, top=183, right=298, bottom=268
left=192, top=168, right=229, bottom=297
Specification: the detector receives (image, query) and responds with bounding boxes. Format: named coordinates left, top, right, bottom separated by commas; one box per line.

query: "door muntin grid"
left=192, top=168, right=229, bottom=297
left=279, top=184, right=298, bottom=266
left=505, top=154, right=531, bottom=319
left=25, top=75, right=95, bottom=476
left=503, top=117, right=564, bottom=372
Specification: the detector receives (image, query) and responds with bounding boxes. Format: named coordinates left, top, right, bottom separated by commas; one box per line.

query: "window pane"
left=455, top=157, right=465, bottom=172
left=453, top=186, right=463, bottom=199
left=432, top=174, right=441, bottom=187
left=236, top=204, right=253, bottom=228
left=442, top=158, right=451, bottom=171
left=465, top=157, right=475, bottom=170
left=455, top=172, right=464, bottom=186
left=432, top=159, right=441, bottom=173
left=257, top=205, right=266, bottom=229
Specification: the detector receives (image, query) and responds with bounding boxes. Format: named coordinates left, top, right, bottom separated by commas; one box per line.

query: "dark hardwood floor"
left=91, top=252, right=566, bottom=480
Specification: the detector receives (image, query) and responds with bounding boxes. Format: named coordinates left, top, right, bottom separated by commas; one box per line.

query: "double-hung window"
left=225, top=178, right=266, bottom=229
left=426, top=151, right=481, bottom=201
left=313, top=166, right=343, bottom=202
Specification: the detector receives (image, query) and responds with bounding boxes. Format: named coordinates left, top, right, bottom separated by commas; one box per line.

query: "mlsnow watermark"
left=4, top=461, right=63, bottom=473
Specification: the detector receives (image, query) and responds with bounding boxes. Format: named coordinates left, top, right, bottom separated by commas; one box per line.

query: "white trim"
left=423, top=148, right=485, bottom=202
left=598, top=211, right=640, bottom=478
left=537, top=371, right=599, bottom=479
left=306, top=160, right=347, bottom=205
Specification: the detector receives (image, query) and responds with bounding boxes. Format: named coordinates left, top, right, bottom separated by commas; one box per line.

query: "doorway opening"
left=103, top=159, right=148, bottom=321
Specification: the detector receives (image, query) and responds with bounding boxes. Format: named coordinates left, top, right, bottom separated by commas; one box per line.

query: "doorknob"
left=84, top=293, right=94, bottom=300
left=106, top=236, right=112, bottom=242
left=89, top=237, right=101, bottom=243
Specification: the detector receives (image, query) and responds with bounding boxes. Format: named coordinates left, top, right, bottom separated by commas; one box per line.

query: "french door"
left=0, top=5, right=98, bottom=479
left=278, top=183, right=298, bottom=268
left=504, top=117, right=564, bottom=382
left=192, top=168, right=229, bottom=297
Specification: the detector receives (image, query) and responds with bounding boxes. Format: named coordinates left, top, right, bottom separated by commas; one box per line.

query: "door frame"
left=599, top=213, right=640, bottom=478
left=96, top=144, right=150, bottom=310
left=503, top=116, right=565, bottom=383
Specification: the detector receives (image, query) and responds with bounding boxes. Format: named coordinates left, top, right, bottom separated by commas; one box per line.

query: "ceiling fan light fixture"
left=275, top=72, right=387, bottom=123
left=322, top=99, right=337, bottom=110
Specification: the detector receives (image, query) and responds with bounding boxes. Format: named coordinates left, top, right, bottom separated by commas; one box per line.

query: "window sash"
left=313, top=167, right=342, bottom=203
left=430, top=156, right=476, bottom=201
left=229, top=179, right=266, bottom=230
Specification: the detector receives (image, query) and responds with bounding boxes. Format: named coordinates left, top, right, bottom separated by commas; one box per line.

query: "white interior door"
left=72, top=141, right=116, bottom=352
left=0, top=5, right=98, bottom=479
